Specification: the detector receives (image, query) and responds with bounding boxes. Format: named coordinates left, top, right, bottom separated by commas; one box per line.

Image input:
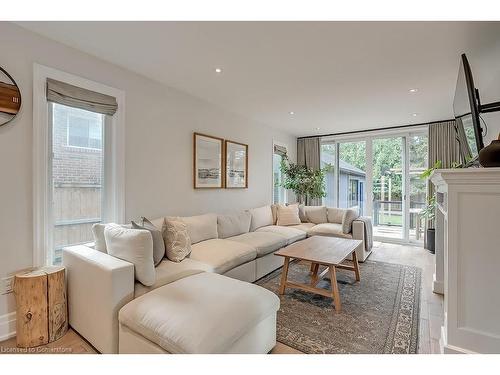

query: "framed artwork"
left=225, top=140, right=248, bottom=189
left=193, top=132, right=224, bottom=189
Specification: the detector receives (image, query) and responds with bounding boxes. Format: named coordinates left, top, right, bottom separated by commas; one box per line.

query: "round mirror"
left=0, top=66, right=21, bottom=127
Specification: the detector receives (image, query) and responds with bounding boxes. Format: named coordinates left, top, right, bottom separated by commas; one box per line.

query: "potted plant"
left=419, top=160, right=442, bottom=253
left=279, top=156, right=330, bottom=204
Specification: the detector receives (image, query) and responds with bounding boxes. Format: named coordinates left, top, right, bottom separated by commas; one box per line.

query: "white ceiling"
left=17, top=21, right=500, bottom=136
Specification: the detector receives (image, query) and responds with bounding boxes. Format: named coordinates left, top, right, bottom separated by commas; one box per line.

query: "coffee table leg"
left=329, top=265, right=342, bottom=312
left=352, top=251, right=361, bottom=282
left=279, top=257, right=290, bottom=295
left=310, top=263, right=319, bottom=286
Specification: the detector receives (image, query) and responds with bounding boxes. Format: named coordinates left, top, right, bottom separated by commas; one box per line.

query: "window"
left=33, top=64, right=125, bottom=267
left=273, top=144, right=287, bottom=204
left=51, top=103, right=105, bottom=264
left=66, top=108, right=103, bottom=149
left=320, top=142, right=336, bottom=206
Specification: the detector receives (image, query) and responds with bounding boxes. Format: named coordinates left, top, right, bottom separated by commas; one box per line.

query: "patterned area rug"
left=257, top=260, right=421, bottom=354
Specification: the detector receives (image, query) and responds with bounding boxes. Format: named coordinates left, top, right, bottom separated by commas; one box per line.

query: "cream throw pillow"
left=104, top=224, right=156, bottom=286
left=165, top=219, right=192, bottom=262
left=277, top=204, right=301, bottom=226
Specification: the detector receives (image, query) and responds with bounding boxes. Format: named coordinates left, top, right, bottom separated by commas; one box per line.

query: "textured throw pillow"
left=217, top=211, right=252, bottom=239
left=104, top=224, right=155, bottom=286
left=304, top=206, right=328, bottom=224
left=92, top=223, right=107, bottom=252
left=132, top=217, right=166, bottom=266
left=342, top=208, right=360, bottom=234
left=248, top=205, right=274, bottom=231
left=277, top=204, right=301, bottom=226
left=165, top=219, right=192, bottom=262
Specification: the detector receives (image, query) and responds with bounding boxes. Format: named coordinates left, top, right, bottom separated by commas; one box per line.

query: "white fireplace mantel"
left=431, top=167, right=500, bottom=354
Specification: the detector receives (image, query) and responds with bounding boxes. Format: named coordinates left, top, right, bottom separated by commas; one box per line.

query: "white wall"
left=0, top=23, right=296, bottom=328
left=468, top=39, right=500, bottom=145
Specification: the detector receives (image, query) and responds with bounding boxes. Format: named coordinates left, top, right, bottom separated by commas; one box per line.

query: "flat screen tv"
left=453, top=53, right=484, bottom=163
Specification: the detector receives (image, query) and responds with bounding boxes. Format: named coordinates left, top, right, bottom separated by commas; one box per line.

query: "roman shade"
left=274, top=144, right=287, bottom=157
left=46, top=78, right=118, bottom=115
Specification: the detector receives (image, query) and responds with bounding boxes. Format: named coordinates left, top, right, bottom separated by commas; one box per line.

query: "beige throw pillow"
left=342, top=208, right=360, bottom=234
left=165, top=219, right=192, bottom=262
left=277, top=204, right=301, bottom=226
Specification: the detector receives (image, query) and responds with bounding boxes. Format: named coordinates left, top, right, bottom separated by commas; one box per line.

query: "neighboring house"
left=321, top=153, right=366, bottom=215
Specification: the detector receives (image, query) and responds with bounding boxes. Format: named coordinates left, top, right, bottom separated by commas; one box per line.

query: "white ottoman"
left=118, top=272, right=280, bottom=353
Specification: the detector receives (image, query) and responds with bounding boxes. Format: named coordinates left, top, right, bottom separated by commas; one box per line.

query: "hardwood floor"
left=0, top=242, right=442, bottom=354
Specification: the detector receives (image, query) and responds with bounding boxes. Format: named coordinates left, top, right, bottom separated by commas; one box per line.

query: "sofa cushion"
left=304, top=206, right=328, bottom=224
left=168, top=213, right=218, bottom=245
left=164, top=219, right=192, bottom=262
left=189, top=239, right=257, bottom=274
left=327, top=207, right=345, bottom=224
left=132, top=218, right=165, bottom=266
left=104, top=224, right=156, bottom=286
left=134, top=258, right=212, bottom=298
left=276, top=204, right=301, bottom=226
left=119, top=272, right=280, bottom=353
left=217, top=211, right=252, bottom=239
left=248, top=205, right=274, bottom=231
left=227, top=232, right=287, bottom=257
left=342, top=208, right=360, bottom=234
left=289, top=222, right=316, bottom=234
left=308, top=223, right=353, bottom=239
left=255, top=225, right=307, bottom=245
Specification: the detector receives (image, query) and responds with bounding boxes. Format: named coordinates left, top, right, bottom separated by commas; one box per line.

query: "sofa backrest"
left=217, top=211, right=252, bottom=239
left=248, top=205, right=274, bottom=231
left=167, top=213, right=218, bottom=245
left=327, top=207, right=344, bottom=224
left=303, top=206, right=328, bottom=224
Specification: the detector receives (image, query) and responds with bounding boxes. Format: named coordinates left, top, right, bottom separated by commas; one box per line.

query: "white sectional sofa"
left=62, top=204, right=371, bottom=354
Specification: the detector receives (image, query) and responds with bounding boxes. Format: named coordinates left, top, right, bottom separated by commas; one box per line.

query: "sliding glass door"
left=321, top=128, right=428, bottom=244
left=372, top=136, right=404, bottom=240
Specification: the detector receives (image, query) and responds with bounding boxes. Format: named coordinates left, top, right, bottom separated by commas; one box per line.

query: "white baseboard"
left=0, top=312, right=16, bottom=341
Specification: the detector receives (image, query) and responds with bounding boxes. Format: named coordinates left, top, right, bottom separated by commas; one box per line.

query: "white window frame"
left=33, top=64, right=126, bottom=266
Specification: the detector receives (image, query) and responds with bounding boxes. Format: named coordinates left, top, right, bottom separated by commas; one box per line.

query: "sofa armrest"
left=62, top=245, right=135, bottom=353
left=351, top=220, right=369, bottom=261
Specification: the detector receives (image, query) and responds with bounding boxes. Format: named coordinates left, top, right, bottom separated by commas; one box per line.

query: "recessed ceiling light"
left=409, top=88, right=418, bottom=93
left=315, top=127, right=321, bottom=130
left=289, top=111, right=295, bottom=115
left=412, top=113, right=418, bottom=117
left=215, top=68, right=222, bottom=74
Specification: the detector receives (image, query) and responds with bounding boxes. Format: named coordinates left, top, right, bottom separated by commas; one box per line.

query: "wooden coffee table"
left=274, top=236, right=362, bottom=312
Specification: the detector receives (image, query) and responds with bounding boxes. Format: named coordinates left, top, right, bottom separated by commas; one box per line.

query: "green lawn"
left=378, top=213, right=402, bottom=226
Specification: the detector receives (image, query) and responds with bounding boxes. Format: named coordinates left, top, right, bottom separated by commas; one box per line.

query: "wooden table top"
left=275, top=236, right=362, bottom=265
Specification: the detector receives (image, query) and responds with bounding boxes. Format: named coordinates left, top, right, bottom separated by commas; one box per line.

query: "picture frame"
left=193, top=132, right=224, bottom=189
left=225, top=140, right=248, bottom=189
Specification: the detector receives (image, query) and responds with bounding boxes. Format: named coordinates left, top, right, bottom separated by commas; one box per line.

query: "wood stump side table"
left=13, top=266, right=68, bottom=348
